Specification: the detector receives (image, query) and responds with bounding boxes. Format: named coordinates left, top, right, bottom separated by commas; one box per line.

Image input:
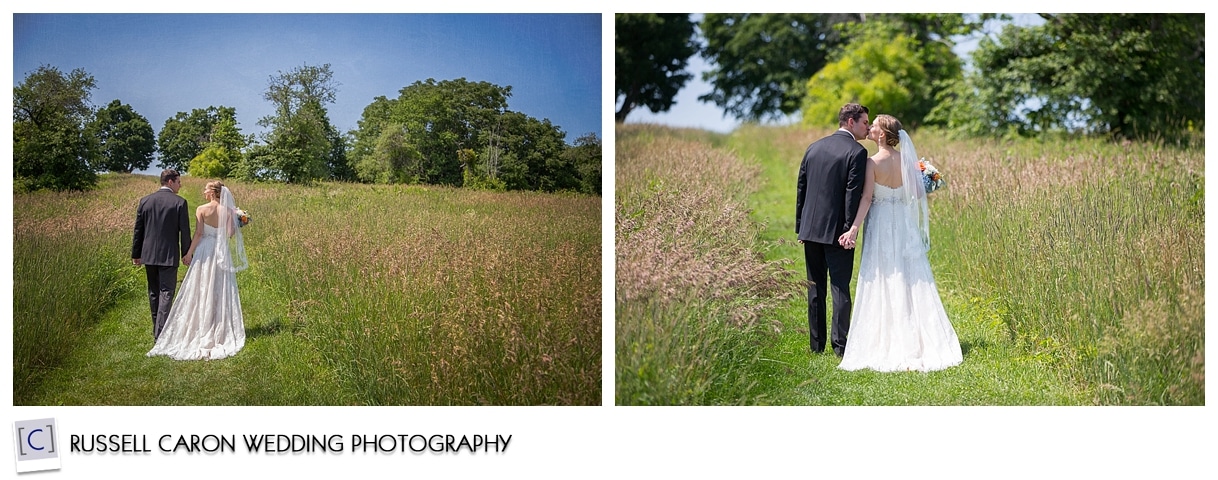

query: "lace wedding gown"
left=147, top=222, right=245, bottom=360
left=838, top=183, right=962, bottom=372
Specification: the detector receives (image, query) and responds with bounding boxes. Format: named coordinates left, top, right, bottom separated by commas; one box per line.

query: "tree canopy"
left=699, top=13, right=860, bottom=121
left=802, top=27, right=927, bottom=127
left=614, top=13, right=700, bottom=121
left=88, top=99, right=156, bottom=174
left=930, top=13, right=1204, bottom=139
left=157, top=106, right=243, bottom=172
left=347, top=77, right=598, bottom=194
left=255, top=63, right=342, bottom=183
left=13, top=65, right=99, bottom=191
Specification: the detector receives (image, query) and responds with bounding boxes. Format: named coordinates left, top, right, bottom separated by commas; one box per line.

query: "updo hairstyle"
left=874, top=114, right=903, bottom=148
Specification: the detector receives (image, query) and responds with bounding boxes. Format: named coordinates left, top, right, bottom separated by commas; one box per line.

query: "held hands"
left=838, top=226, right=859, bottom=249
left=183, top=253, right=193, bottom=266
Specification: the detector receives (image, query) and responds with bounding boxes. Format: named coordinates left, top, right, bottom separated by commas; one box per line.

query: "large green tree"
left=699, top=13, right=860, bottom=121
left=614, top=13, right=700, bottom=121
left=370, top=78, right=510, bottom=186
left=931, top=13, right=1204, bottom=139
left=157, top=106, right=242, bottom=172
left=350, top=77, right=597, bottom=192
left=258, top=63, right=341, bottom=183
left=13, top=65, right=98, bottom=191
left=88, top=99, right=156, bottom=174
left=187, top=117, right=245, bottom=178
left=354, top=123, right=423, bottom=184
left=802, top=27, right=928, bottom=127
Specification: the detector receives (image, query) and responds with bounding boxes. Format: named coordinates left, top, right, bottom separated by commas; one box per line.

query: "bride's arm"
left=183, top=208, right=205, bottom=265
left=839, top=159, right=875, bottom=248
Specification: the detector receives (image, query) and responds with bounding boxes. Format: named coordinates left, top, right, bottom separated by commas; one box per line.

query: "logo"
left=13, top=418, right=61, bottom=473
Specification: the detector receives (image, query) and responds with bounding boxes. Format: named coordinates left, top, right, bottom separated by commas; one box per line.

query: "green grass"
left=616, top=123, right=1203, bottom=405
left=615, top=124, right=794, bottom=405
left=14, top=174, right=601, bottom=405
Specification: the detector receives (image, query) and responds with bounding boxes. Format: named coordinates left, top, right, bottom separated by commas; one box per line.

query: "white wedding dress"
left=838, top=134, right=962, bottom=373
left=148, top=189, right=246, bottom=361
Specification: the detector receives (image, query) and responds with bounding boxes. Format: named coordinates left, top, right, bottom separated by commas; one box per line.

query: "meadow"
left=615, top=123, right=1203, bottom=405
left=13, top=174, right=601, bottom=405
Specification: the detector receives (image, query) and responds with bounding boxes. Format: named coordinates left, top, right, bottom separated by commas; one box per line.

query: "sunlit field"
left=616, top=123, right=1202, bottom=405
left=14, top=174, right=601, bottom=405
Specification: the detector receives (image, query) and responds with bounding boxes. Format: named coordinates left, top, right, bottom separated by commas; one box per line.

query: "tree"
left=699, top=13, right=860, bottom=121
left=490, top=111, right=569, bottom=191
left=187, top=117, right=244, bottom=178
left=13, top=65, right=98, bottom=191
left=932, top=14, right=1204, bottom=139
left=157, top=106, right=241, bottom=172
left=564, top=132, right=602, bottom=195
left=348, top=77, right=583, bottom=191
left=326, top=125, right=355, bottom=182
left=391, top=78, right=510, bottom=185
left=88, top=99, right=156, bottom=173
left=347, top=96, right=395, bottom=173
left=354, top=123, right=423, bottom=184
left=614, top=13, right=700, bottom=121
left=802, top=25, right=928, bottom=127
left=846, top=14, right=995, bottom=127
left=259, top=63, right=340, bottom=183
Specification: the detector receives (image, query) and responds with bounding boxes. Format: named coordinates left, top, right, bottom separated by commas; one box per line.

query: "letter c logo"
left=27, top=428, right=44, bottom=451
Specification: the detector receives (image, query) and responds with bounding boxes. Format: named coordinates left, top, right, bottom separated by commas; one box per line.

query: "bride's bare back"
left=869, top=148, right=904, bottom=189
left=196, top=201, right=222, bottom=229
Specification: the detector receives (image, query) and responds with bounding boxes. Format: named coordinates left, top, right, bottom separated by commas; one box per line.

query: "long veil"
left=216, top=186, right=248, bottom=272
left=898, top=130, right=931, bottom=253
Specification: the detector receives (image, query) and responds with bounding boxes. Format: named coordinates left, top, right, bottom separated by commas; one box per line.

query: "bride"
left=835, top=115, right=962, bottom=372
left=148, top=180, right=248, bottom=361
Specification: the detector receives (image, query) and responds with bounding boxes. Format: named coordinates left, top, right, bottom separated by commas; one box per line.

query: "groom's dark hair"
left=838, top=103, right=869, bottom=127
left=160, top=169, right=180, bottom=185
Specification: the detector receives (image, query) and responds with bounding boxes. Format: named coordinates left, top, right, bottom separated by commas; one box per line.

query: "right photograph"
left=614, top=13, right=1204, bottom=405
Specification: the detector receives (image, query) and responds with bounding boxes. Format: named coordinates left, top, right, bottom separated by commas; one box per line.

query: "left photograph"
left=13, top=13, right=603, bottom=405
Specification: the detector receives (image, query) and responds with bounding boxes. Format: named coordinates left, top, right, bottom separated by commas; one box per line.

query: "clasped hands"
left=838, top=226, right=859, bottom=249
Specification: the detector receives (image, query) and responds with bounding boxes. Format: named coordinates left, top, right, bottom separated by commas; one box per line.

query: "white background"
left=5, top=3, right=1216, bottom=479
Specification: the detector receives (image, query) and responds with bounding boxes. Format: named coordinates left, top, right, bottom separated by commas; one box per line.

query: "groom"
left=132, top=169, right=192, bottom=340
left=795, top=103, right=869, bottom=357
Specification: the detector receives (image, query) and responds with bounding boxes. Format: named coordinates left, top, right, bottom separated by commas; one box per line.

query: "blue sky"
left=14, top=14, right=602, bottom=153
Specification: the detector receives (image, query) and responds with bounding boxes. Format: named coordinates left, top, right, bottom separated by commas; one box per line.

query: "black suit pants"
left=803, top=241, right=854, bottom=356
left=145, top=265, right=178, bottom=339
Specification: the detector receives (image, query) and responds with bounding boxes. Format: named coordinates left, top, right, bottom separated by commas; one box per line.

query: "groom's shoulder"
left=143, top=189, right=186, bottom=205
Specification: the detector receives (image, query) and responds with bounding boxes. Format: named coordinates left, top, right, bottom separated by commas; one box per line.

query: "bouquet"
left=235, top=208, right=251, bottom=228
left=919, top=158, right=946, bottom=194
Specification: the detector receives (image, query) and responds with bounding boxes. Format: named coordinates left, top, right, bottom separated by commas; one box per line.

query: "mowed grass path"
left=16, top=174, right=601, bottom=405
left=727, top=126, right=1089, bottom=405
left=28, top=295, right=347, bottom=405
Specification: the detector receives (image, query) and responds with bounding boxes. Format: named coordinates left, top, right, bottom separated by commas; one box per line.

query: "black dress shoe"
left=833, top=348, right=845, bottom=358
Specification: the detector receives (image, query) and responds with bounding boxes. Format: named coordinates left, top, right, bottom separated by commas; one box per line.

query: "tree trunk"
left=615, top=87, right=638, bottom=122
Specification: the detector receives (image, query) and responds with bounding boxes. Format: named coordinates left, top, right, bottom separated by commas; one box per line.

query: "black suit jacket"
left=132, top=187, right=191, bottom=266
left=796, top=130, right=868, bottom=244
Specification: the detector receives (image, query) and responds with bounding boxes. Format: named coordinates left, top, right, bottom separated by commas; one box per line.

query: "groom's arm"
left=842, top=149, right=867, bottom=228
left=795, top=151, right=809, bottom=235
left=178, top=200, right=192, bottom=258
left=132, top=198, right=145, bottom=263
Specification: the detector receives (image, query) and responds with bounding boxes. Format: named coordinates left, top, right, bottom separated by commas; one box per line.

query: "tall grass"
left=615, top=124, right=796, bottom=405
left=12, top=175, right=146, bottom=402
left=14, top=175, right=600, bottom=405
left=915, top=130, right=1205, bottom=405
left=727, top=124, right=1204, bottom=405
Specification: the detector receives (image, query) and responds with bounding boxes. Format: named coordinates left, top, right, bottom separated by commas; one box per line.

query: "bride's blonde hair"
left=205, top=180, right=224, bottom=200
left=874, top=114, right=903, bottom=147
